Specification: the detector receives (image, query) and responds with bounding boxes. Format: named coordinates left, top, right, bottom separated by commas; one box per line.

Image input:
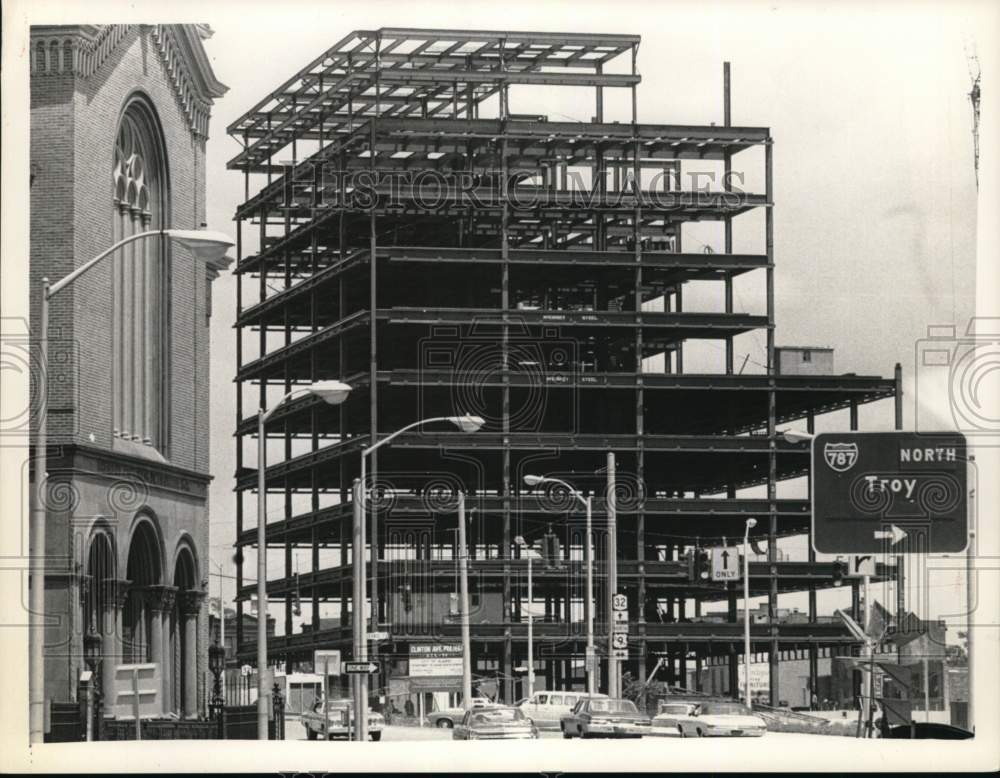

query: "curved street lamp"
left=30, top=227, right=234, bottom=743
left=522, top=473, right=595, bottom=694
left=256, top=380, right=353, bottom=739
left=743, top=517, right=758, bottom=709
left=354, top=413, right=485, bottom=740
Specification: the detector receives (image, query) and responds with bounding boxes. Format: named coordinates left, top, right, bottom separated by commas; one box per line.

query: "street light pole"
left=357, top=414, right=484, bottom=720
left=352, top=478, right=368, bottom=742
left=514, top=536, right=536, bottom=699
left=524, top=474, right=595, bottom=695
left=29, top=228, right=234, bottom=743
left=743, top=518, right=757, bottom=709
left=257, top=381, right=352, bottom=740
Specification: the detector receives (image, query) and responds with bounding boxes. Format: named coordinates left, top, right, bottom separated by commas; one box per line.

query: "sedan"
left=301, top=699, right=384, bottom=741
left=560, top=697, right=651, bottom=739
left=453, top=706, right=539, bottom=740
left=655, top=700, right=766, bottom=737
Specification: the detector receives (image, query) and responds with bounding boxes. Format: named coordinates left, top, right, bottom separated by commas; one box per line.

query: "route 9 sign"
left=811, top=431, right=968, bottom=554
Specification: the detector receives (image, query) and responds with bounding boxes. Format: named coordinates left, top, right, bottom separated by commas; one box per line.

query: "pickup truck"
left=301, top=698, right=384, bottom=741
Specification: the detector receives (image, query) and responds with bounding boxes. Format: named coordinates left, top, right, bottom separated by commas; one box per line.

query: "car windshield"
left=590, top=699, right=638, bottom=714
left=472, top=708, right=525, bottom=724
left=659, top=704, right=694, bottom=715
left=700, top=703, right=751, bottom=716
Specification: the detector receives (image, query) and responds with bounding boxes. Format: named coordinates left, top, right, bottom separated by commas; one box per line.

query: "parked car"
left=301, top=698, right=384, bottom=741
left=453, top=705, right=539, bottom=740
left=517, top=691, right=608, bottom=730
left=652, top=700, right=766, bottom=738
left=885, top=722, right=973, bottom=740
left=649, top=702, right=699, bottom=737
left=560, top=697, right=651, bottom=738
left=426, top=697, right=492, bottom=729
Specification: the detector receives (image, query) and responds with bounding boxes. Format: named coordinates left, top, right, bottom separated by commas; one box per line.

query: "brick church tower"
left=29, top=24, right=228, bottom=720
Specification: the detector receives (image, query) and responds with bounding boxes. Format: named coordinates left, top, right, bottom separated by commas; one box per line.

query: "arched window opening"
left=123, top=519, right=162, bottom=664
left=112, top=98, right=168, bottom=453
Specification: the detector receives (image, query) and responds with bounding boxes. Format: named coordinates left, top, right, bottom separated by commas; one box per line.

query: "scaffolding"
left=228, top=28, right=900, bottom=704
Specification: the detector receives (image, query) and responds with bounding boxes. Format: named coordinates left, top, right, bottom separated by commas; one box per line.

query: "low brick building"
left=29, top=24, right=227, bottom=719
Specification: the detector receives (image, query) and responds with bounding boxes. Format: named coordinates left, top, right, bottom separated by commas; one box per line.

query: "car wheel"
left=696, top=728, right=704, bottom=738
left=306, top=727, right=317, bottom=741
left=370, top=731, right=382, bottom=742
left=562, top=725, right=572, bottom=739
left=677, top=726, right=684, bottom=738
left=436, top=719, right=453, bottom=729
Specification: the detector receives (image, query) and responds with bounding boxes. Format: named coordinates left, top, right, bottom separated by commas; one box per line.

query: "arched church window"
left=112, top=99, right=168, bottom=452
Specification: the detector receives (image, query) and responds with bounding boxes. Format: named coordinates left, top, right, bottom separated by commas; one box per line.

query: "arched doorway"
left=123, top=517, right=162, bottom=664
left=172, top=543, right=202, bottom=718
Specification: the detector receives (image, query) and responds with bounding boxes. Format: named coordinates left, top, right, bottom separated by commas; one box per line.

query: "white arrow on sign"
left=874, top=525, right=907, bottom=545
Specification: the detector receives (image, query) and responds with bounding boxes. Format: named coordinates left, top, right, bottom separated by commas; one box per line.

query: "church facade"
left=29, top=24, right=228, bottom=718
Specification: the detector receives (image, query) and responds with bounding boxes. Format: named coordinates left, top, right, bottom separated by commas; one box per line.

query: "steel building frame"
left=229, top=28, right=900, bottom=705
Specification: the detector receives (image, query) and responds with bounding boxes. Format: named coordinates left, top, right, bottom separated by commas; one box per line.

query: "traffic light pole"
left=352, top=478, right=368, bottom=742
left=585, top=495, right=595, bottom=694
left=526, top=552, right=534, bottom=698
left=458, top=492, right=473, bottom=709
left=606, top=452, right=619, bottom=698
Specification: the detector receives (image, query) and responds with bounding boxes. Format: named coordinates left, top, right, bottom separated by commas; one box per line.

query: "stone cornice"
left=30, top=24, right=228, bottom=140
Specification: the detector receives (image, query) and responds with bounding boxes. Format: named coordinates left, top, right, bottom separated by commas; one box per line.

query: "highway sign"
left=612, top=593, right=627, bottom=611
left=612, top=649, right=628, bottom=660
left=343, top=661, right=381, bottom=675
left=314, top=649, right=341, bottom=675
left=240, top=664, right=252, bottom=677
left=711, top=547, right=739, bottom=581
left=811, top=431, right=968, bottom=553
left=611, top=633, right=628, bottom=650
left=846, top=554, right=876, bottom=577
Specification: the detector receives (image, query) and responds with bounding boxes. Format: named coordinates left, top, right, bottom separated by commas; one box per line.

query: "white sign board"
left=240, top=664, right=252, bottom=677
left=612, top=649, right=628, bottom=660
left=711, top=547, right=739, bottom=581
left=409, top=643, right=463, bottom=678
left=612, top=594, right=628, bottom=611
left=315, top=649, right=342, bottom=676
left=847, top=554, right=876, bottom=577
left=611, top=633, right=628, bottom=650
left=737, top=663, right=770, bottom=694
left=112, top=663, right=159, bottom=720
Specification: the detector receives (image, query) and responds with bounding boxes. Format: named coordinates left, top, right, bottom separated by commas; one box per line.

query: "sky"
left=188, top=1, right=989, bottom=638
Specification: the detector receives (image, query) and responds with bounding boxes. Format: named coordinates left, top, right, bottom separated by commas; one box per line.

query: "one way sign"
left=712, top=547, right=739, bottom=581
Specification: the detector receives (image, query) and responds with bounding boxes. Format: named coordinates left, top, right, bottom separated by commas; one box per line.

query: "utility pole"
left=352, top=478, right=368, bottom=741
left=606, top=452, right=619, bottom=698
left=458, top=492, right=473, bottom=709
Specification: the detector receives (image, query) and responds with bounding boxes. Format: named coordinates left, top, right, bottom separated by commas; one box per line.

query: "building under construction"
left=227, top=28, right=901, bottom=707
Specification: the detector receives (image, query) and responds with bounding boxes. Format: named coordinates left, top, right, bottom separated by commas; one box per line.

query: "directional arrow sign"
left=343, top=661, right=381, bottom=675
left=873, top=526, right=907, bottom=546
left=811, top=431, right=968, bottom=554
left=711, top=547, right=739, bottom=581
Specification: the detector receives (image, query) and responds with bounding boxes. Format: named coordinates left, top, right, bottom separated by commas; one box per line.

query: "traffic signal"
left=687, top=548, right=711, bottom=581
left=832, top=559, right=847, bottom=586
left=292, top=573, right=302, bottom=617
left=400, top=584, right=413, bottom=612
left=542, top=525, right=562, bottom=569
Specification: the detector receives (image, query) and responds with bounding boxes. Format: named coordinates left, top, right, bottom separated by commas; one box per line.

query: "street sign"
left=611, top=633, right=628, bottom=650
left=314, top=649, right=341, bottom=675
left=612, top=649, right=628, bottom=660
left=240, top=664, right=252, bottom=677
left=711, top=547, right=739, bottom=581
left=612, top=593, right=627, bottom=611
left=369, top=631, right=390, bottom=642
left=343, top=661, right=381, bottom=675
left=811, top=432, right=968, bottom=553
left=846, top=554, right=876, bottom=577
